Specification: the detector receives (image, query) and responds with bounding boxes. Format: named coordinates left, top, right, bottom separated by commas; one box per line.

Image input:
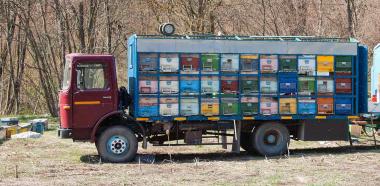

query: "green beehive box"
left=240, top=77, right=259, bottom=94
left=201, top=54, right=219, bottom=72
left=279, top=55, right=297, bottom=72
left=298, top=77, right=315, bottom=95
left=335, top=56, right=352, bottom=74
left=221, top=98, right=239, bottom=115
left=241, top=102, right=259, bottom=115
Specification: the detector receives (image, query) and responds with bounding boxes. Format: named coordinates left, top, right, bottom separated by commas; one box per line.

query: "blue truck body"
left=127, top=35, right=368, bottom=121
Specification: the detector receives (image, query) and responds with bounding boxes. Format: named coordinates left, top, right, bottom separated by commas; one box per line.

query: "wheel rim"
left=107, top=135, right=129, bottom=155
left=263, top=130, right=280, bottom=146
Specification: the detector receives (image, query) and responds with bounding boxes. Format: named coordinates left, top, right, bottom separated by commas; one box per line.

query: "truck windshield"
left=62, top=59, right=71, bottom=90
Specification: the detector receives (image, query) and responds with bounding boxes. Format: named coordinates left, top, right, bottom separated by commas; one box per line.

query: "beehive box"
left=160, top=53, right=179, bottom=72
left=180, top=97, right=199, bottom=116
left=317, top=55, right=334, bottom=76
left=221, top=76, right=238, bottom=94
left=298, top=77, right=315, bottom=95
left=1, top=117, right=19, bottom=126
left=260, top=97, right=278, bottom=114
left=240, top=76, right=258, bottom=95
left=317, top=97, right=334, bottom=114
left=221, top=54, right=239, bottom=72
left=160, top=76, right=178, bottom=94
left=336, top=78, right=352, bottom=94
left=260, top=76, right=277, bottom=94
left=160, top=98, right=179, bottom=116
left=298, top=55, right=316, bottom=76
left=240, top=55, right=258, bottom=74
left=31, top=119, right=48, bottom=130
left=335, top=56, right=352, bottom=75
left=201, top=76, right=219, bottom=94
left=138, top=97, right=158, bottom=117
left=335, top=98, right=352, bottom=115
left=279, top=75, right=297, bottom=95
left=18, top=123, right=32, bottom=133
left=180, top=76, right=199, bottom=94
left=139, top=76, right=158, bottom=94
left=3, top=125, right=17, bottom=139
left=279, top=55, right=297, bottom=72
left=317, top=78, right=334, bottom=95
left=201, top=54, right=219, bottom=73
left=260, top=55, right=278, bottom=73
left=241, top=97, right=259, bottom=115
left=221, top=97, right=239, bottom=115
left=31, top=122, right=44, bottom=134
left=279, top=98, right=297, bottom=114
left=139, top=53, right=158, bottom=72
left=180, top=54, right=200, bottom=73
left=201, top=97, right=219, bottom=116
left=298, top=98, right=316, bottom=114
left=0, top=127, right=6, bottom=140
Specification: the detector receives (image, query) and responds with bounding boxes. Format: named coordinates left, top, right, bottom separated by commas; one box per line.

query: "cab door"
left=72, top=58, right=117, bottom=139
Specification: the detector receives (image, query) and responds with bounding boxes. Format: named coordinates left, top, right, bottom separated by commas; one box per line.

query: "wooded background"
left=0, top=0, right=377, bottom=116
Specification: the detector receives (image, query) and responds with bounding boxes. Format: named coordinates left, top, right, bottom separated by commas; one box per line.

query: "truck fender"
left=90, top=111, right=123, bottom=142
left=90, top=111, right=146, bottom=142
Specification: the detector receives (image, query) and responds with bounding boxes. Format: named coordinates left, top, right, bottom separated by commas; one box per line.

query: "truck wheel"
left=240, top=132, right=256, bottom=154
left=97, top=126, right=138, bottom=163
left=252, top=123, right=289, bottom=156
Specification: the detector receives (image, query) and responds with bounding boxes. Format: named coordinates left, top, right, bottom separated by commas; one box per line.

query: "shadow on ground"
left=80, top=145, right=380, bottom=164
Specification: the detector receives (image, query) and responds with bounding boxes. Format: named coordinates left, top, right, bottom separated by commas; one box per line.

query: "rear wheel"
left=97, top=126, right=138, bottom=163
left=252, top=123, right=289, bottom=156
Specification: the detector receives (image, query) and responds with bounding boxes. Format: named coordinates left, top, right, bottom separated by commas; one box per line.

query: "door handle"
left=103, top=96, right=112, bottom=99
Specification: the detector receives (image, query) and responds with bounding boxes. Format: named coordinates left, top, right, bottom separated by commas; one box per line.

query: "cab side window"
left=76, top=63, right=108, bottom=90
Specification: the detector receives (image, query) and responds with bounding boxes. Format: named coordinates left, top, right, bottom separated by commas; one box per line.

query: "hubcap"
left=107, top=136, right=129, bottom=155
left=264, top=130, right=279, bottom=145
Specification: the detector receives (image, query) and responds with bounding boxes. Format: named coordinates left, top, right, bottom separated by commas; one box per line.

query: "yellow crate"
left=4, top=125, right=17, bottom=139
left=279, top=98, right=297, bottom=114
left=317, top=56, right=334, bottom=72
left=18, top=123, right=32, bottom=133
left=201, top=103, right=219, bottom=116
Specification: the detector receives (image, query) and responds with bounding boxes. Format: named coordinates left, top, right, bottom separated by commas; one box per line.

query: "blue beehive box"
left=335, top=98, right=352, bottom=115
left=138, top=97, right=158, bottom=117
left=180, top=76, right=199, bottom=94
left=298, top=99, right=316, bottom=114
left=31, top=122, right=44, bottom=134
left=1, top=118, right=18, bottom=126
left=279, top=75, right=297, bottom=95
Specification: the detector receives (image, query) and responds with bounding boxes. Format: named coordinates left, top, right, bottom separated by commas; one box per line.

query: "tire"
left=97, top=126, right=138, bottom=163
left=240, top=132, right=257, bottom=155
left=252, top=123, right=289, bottom=156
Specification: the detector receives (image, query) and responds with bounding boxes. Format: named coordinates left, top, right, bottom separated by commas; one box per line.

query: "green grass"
left=0, top=114, right=58, bottom=123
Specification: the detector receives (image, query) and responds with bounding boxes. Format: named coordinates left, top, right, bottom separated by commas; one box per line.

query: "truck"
left=58, top=33, right=373, bottom=163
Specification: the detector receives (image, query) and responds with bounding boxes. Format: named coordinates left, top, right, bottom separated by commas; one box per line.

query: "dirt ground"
left=0, top=126, right=379, bottom=186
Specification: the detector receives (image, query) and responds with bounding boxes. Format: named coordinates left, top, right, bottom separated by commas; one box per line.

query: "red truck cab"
left=58, top=54, right=119, bottom=140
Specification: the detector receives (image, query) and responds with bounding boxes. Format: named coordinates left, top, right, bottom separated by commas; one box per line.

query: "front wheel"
left=97, top=126, right=138, bottom=163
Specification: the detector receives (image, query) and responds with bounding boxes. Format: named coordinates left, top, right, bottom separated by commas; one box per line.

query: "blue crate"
left=335, top=98, right=352, bottom=115
left=138, top=106, right=159, bottom=117
left=298, top=99, right=316, bottom=114
left=279, top=75, right=297, bottom=94
left=1, top=118, right=18, bottom=126
left=180, top=80, right=200, bottom=94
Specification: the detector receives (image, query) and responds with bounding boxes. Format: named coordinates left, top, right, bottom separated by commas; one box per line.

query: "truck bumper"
left=58, top=128, right=73, bottom=139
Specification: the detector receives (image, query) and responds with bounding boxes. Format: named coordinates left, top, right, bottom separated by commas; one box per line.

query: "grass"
left=0, top=123, right=379, bottom=185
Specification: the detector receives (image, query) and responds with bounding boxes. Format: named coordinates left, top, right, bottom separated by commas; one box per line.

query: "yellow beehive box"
left=3, top=125, right=17, bottom=139
left=317, top=56, right=334, bottom=72
left=18, top=123, right=32, bottom=133
left=201, top=98, right=219, bottom=116
left=279, top=98, right=297, bottom=114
